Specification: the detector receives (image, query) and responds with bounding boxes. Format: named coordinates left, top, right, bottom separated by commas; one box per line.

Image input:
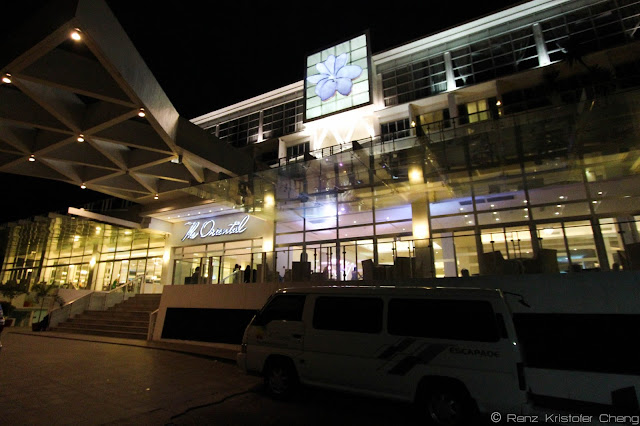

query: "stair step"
left=63, top=318, right=149, bottom=329
left=67, top=318, right=149, bottom=327
left=51, top=293, right=162, bottom=340
left=50, top=327, right=147, bottom=340
left=58, top=322, right=148, bottom=332
left=82, top=311, right=151, bottom=319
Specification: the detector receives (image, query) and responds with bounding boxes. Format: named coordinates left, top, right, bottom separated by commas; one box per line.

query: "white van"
left=237, top=286, right=528, bottom=424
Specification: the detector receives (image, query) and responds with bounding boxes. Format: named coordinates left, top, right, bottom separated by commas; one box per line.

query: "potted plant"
left=30, top=282, right=63, bottom=331
left=0, top=280, right=27, bottom=326
left=0, top=301, right=16, bottom=327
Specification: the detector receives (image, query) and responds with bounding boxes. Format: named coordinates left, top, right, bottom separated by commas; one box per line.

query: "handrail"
left=147, top=308, right=159, bottom=341
left=106, top=282, right=130, bottom=294
left=48, top=291, right=94, bottom=329
left=47, top=283, right=135, bottom=329
left=221, top=270, right=242, bottom=284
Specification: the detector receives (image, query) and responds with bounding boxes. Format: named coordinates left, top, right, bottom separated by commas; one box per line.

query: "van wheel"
left=418, top=382, right=476, bottom=426
left=263, top=358, right=298, bottom=399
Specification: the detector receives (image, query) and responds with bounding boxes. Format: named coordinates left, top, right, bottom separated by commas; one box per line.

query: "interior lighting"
left=410, top=120, right=416, bottom=127
left=138, top=108, right=146, bottom=117
left=2, top=73, right=11, bottom=84
left=154, top=193, right=159, bottom=200
left=28, top=155, right=35, bottom=162
left=80, top=183, right=86, bottom=189
left=77, top=134, right=85, bottom=142
left=496, top=100, right=502, bottom=106
left=264, top=194, right=275, bottom=207
left=71, top=29, right=82, bottom=41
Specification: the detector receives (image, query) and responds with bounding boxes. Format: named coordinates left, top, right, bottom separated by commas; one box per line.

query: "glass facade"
left=1, top=215, right=165, bottom=292
left=3, top=0, right=640, bottom=295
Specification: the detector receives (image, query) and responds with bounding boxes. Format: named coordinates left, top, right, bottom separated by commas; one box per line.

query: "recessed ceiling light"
left=71, top=29, right=82, bottom=41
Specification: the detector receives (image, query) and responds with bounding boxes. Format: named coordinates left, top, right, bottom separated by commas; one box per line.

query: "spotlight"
left=138, top=108, right=146, bottom=117
left=2, top=73, right=11, bottom=84
left=77, top=134, right=85, bottom=142
left=28, top=155, right=35, bottom=162
left=154, top=194, right=159, bottom=200
left=80, top=183, right=86, bottom=189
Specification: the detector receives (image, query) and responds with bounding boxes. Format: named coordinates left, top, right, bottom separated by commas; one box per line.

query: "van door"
left=301, top=295, right=386, bottom=393
left=245, top=294, right=306, bottom=373
left=383, top=297, right=526, bottom=410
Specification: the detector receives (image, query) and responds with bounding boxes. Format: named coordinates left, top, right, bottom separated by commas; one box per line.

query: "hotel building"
left=1, top=0, right=639, bottom=301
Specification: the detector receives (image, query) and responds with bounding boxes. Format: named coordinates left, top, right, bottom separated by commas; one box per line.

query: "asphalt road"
left=0, top=331, right=432, bottom=426
left=0, top=330, right=532, bottom=425
left=0, top=331, right=259, bottom=425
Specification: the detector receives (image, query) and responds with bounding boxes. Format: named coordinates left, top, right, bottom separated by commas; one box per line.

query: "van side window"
left=388, top=299, right=500, bottom=342
left=259, top=295, right=306, bottom=324
left=313, top=296, right=383, bottom=333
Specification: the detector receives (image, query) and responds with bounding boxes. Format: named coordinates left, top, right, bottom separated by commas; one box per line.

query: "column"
left=532, top=23, right=550, bottom=67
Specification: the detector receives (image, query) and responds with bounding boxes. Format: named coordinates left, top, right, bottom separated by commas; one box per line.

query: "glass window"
left=388, top=298, right=500, bottom=342
left=313, top=296, right=383, bottom=333
left=259, top=294, right=306, bottom=323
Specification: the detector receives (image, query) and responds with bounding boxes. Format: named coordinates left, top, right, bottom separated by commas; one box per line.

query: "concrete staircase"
left=51, top=294, right=161, bottom=340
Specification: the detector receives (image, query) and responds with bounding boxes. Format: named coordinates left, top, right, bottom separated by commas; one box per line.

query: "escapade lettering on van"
left=182, top=215, right=250, bottom=241
left=449, top=346, right=500, bottom=358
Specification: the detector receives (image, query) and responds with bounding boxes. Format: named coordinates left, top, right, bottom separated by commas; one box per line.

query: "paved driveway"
left=0, top=331, right=260, bottom=425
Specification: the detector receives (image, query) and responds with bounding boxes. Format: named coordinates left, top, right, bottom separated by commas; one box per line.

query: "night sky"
left=0, top=0, right=524, bottom=223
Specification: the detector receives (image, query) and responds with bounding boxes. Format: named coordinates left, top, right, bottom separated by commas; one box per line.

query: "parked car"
left=237, top=286, right=526, bottom=425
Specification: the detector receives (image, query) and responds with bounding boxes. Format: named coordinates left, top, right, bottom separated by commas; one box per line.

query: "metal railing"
left=47, top=283, right=133, bottom=329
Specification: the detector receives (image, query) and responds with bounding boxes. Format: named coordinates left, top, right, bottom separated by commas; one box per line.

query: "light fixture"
left=410, top=120, right=416, bottom=127
left=496, top=100, right=502, bottom=106
left=80, top=183, right=86, bottom=189
left=71, top=29, right=82, bottom=41
left=2, top=73, right=11, bottom=84
left=154, top=193, right=159, bottom=200
left=77, top=134, right=85, bottom=142
left=28, top=155, right=35, bottom=162
left=138, top=108, right=146, bottom=117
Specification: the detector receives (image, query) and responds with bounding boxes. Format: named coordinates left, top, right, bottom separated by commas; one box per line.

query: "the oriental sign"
left=182, top=216, right=249, bottom=242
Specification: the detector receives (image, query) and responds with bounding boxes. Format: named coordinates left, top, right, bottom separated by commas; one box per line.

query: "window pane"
left=261, top=295, right=306, bottom=323
left=388, top=298, right=500, bottom=342
left=313, top=296, right=382, bottom=333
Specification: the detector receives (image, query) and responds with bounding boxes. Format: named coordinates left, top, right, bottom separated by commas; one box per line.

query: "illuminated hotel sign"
left=304, top=33, right=372, bottom=122
left=182, top=215, right=250, bottom=241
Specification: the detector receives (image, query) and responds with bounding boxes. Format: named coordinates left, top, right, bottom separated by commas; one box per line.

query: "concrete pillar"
left=533, top=23, right=550, bottom=67
left=441, top=232, right=457, bottom=277
left=411, top=198, right=434, bottom=278
left=444, top=51, right=456, bottom=91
